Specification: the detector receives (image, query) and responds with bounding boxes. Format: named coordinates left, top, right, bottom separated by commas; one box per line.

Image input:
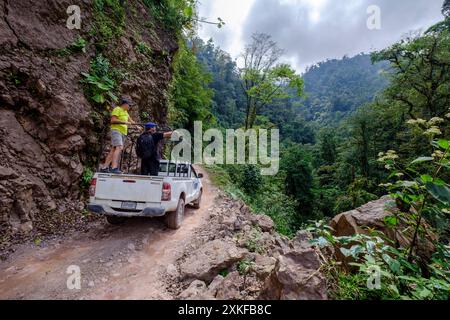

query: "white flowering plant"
left=377, top=117, right=450, bottom=260
left=308, top=220, right=449, bottom=300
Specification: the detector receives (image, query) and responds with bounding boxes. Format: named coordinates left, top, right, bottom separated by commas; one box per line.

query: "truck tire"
left=192, top=189, right=202, bottom=209
left=166, top=197, right=185, bottom=229
left=106, top=216, right=126, bottom=225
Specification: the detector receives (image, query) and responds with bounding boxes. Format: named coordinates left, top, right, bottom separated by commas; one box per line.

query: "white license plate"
left=121, top=201, right=137, bottom=210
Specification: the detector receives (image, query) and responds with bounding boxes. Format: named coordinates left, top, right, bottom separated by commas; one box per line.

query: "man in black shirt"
left=136, top=122, right=173, bottom=176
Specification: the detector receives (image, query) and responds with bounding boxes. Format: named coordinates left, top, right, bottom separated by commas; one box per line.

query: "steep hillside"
left=0, top=0, right=178, bottom=243
left=300, top=54, right=389, bottom=125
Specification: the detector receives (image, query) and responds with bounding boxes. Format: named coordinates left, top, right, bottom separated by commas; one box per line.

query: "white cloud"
left=198, top=0, right=444, bottom=72
left=197, top=0, right=256, bottom=58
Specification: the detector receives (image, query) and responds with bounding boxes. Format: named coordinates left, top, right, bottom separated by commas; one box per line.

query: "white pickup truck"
left=88, top=160, right=203, bottom=229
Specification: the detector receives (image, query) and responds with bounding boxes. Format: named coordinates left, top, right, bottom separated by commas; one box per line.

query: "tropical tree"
left=372, top=27, right=450, bottom=120
left=240, top=33, right=304, bottom=129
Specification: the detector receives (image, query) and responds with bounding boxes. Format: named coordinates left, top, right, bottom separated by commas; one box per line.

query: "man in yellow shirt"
left=100, top=97, right=136, bottom=174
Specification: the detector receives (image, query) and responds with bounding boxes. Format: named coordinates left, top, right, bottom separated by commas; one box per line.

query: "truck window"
left=177, top=164, right=189, bottom=177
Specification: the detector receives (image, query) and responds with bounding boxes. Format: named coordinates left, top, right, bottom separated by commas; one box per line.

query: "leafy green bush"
left=92, top=0, right=125, bottom=48
left=135, top=42, right=153, bottom=58
left=244, top=227, right=266, bottom=254
left=71, top=37, right=87, bottom=53
left=250, top=190, right=298, bottom=237
left=309, top=221, right=449, bottom=300
left=81, top=55, right=118, bottom=104
left=313, top=187, right=342, bottom=218
left=81, top=167, right=94, bottom=189
left=54, top=37, right=87, bottom=57
left=378, top=117, right=450, bottom=258
left=239, top=165, right=262, bottom=194
left=143, top=0, right=195, bottom=34
left=237, top=259, right=254, bottom=276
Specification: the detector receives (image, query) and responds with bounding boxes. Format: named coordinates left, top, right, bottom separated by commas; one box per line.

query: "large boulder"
left=330, top=196, right=437, bottom=260
left=249, top=254, right=277, bottom=280
left=260, top=233, right=327, bottom=300
left=249, top=214, right=275, bottom=233
left=179, top=239, right=248, bottom=282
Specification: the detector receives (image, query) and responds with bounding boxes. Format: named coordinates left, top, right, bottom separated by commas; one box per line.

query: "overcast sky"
left=197, top=0, right=444, bottom=72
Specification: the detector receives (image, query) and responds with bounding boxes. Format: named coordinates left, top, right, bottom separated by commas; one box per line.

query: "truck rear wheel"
left=106, top=216, right=126, bottom=225
left=166, top=198, right=185, bottom=229
left=192, top=189, right=202, bottom=209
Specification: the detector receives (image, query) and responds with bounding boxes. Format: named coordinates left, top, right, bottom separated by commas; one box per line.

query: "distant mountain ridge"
left=299, top=54, right=389, bottom=126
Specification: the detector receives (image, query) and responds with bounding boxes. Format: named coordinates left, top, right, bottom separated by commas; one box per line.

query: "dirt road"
left=0, top=167, right=216, bottom=300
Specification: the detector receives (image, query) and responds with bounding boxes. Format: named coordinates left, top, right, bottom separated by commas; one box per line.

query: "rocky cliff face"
left=0, top=0, right=178, bottom=243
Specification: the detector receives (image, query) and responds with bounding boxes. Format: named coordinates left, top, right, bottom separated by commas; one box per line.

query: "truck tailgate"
left=95, top=174, right=163, bottom=202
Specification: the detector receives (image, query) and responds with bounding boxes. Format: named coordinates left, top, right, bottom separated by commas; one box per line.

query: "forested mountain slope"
left=299, top=54, right=389, bottom=126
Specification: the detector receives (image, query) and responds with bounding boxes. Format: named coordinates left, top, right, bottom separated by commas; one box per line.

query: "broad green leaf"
left=364, top=254, right=376, bottom=264
left=383, top=254, right=401, bottom=274
left=426, top=182, right=450, bottom=204
left=411, top=157, right=434, bottom=164
left=183, top=6, right=194, bottom=18
left=92, top=94, right=105, bottom=104
left=349, top=245, right=363, bottom=258
left=388, top=284, right=400, bottom=296
left=433, top=178, right=445, bottom=186
left=384, top=216, right=398, bottom=227
left=420, top=175, right=433, bottom=183
left=398, top=275, right=419, bottom=282
left=340, top=247, right=351, bottom=257
left=419, top=288, right=432, bottom=298
left=96, top=82, right=112, bottom=90
left=107, top=92, right=119, bottom=102
left=366, top=241, right=376, bottom=255
left=396, top=181, right=418, bottom=188
left=437, top=140, right=450, bottom=150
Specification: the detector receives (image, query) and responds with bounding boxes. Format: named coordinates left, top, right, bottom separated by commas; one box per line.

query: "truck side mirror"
left=197, top=173, right=204, bottom=179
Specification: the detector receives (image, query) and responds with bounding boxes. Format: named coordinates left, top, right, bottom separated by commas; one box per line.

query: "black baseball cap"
left=120, top=97, right=134, bottom=107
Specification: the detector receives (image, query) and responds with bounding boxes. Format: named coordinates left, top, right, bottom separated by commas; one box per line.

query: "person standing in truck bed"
left=136, top=122, right=173, bottom=176
left=100, top=97, right=137, bottom=174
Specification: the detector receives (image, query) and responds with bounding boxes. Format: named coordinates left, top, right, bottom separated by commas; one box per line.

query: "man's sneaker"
left=110, top=168, right=122, bottom=174
left=99, top=167, right=110, bottom=173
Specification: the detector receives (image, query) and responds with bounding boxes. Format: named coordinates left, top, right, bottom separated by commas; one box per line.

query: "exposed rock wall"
left=0, top=0, right=178, bottom=240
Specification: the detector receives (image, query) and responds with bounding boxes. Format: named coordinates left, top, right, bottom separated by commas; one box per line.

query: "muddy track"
left=0, top=167, right=216, bottom=300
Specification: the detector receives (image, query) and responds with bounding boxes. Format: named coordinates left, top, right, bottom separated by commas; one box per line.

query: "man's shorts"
left=111, top=130, right=125, bottom=147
